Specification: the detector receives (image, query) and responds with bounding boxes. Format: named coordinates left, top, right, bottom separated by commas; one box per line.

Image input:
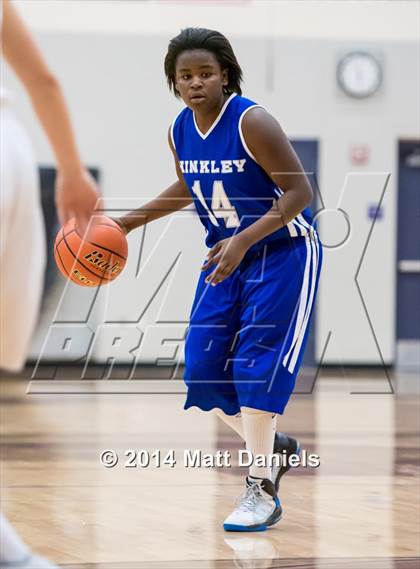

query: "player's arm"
left=235, top=107, right=313, bottom=249
left=117, top=130, right=192, bottom=234
left=2, top=0, right=99, bottom=231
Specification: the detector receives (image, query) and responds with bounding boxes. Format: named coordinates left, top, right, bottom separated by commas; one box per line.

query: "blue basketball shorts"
left=183, top=232, right=322, bottom=416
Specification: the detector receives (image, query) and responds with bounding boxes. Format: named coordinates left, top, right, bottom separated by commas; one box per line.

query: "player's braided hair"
left=164, top=27, right=243, bottom=97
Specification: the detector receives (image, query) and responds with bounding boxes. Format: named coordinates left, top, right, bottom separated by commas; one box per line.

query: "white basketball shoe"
left=223, top=477, right=282, bottom=532
left=5, top=555, right=57, bottom=568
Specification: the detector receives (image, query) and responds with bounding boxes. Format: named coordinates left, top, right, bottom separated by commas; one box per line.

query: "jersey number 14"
left=192, top=180, right=240, bottom=228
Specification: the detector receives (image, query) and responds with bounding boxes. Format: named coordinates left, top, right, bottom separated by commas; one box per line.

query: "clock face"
left=337, top=52, right=382, bottom=99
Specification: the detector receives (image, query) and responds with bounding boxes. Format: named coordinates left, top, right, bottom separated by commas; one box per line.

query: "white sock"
left=241, top=407, right=277, bottom=480
left=212, top=408, right=244, bottom=439
left=0, top=514, right=30, bottom=562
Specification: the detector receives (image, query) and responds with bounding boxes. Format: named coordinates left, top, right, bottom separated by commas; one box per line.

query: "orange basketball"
left=54, top=216, right=128, bottom=287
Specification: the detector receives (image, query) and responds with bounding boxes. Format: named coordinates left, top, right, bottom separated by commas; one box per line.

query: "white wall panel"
left=3, top=29, right=418, bottom=364
left=15, top=1, right=420, bottom=42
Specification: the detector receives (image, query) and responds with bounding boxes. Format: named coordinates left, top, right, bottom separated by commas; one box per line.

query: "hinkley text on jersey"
left=179, top=159, right=247, bottom=174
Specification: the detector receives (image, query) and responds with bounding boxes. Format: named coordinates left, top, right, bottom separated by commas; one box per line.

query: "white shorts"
left=0, top=102, right=46, bottom=372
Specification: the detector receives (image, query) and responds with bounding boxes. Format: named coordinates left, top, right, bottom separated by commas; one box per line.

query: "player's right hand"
left=202, top=235, right=249, bottom=286
left=55, top=168, right=101, bottom=234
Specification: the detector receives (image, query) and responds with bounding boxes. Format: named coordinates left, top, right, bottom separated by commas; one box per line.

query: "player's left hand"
left=55, top=167, right=101, bottom=234
left=201, top=236, right=249, bottom=286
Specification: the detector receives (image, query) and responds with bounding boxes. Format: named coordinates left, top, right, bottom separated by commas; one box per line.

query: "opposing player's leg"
left=0, top=108, right=52, bottom=566
left=0, top=107, right=46, bottom=372
left=0, top=514, right=31, bottom=565
left=0, top=514, right=57, bottom=568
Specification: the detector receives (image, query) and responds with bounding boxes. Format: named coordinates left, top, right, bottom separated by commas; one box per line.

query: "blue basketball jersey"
left=171, top=93, right=315, bottom=249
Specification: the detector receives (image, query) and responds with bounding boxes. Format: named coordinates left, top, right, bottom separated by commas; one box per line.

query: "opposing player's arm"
left=236, top=107, right=313, bottom=248
left=117, top=129, right=192, bottom=234
left=2, top=0, right=81, bottom=172
left=2, top=0, right=100, bottom=231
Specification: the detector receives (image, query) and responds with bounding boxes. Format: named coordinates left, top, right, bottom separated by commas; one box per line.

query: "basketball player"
left=117, top=28, right=322, bottom=532
left=1, top=1, right=99, bottom=566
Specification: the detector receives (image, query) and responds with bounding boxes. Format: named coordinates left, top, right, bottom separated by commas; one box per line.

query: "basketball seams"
left=61, top=233, right=113, bottom=282
left=74, top=226, right=127, bottom=261
left=54, top=217, right=127, bottom=287
left=54, top=227, right=76, bottom=252
left=54, top=243, right=70, bottom=279
left=55, top=245, right=98, bottom=287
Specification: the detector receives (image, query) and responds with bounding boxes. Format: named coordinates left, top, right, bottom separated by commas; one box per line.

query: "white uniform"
left=0, top=88, right=46, bottom=371
left=0, top=7, right=57, bottom=567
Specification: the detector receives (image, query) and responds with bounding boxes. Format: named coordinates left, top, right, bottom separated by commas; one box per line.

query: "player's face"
left=175, top=50, right=228, bottom=111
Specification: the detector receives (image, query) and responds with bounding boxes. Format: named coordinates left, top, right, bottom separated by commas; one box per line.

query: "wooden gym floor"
left=0, top=367, right=419, bottom=568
